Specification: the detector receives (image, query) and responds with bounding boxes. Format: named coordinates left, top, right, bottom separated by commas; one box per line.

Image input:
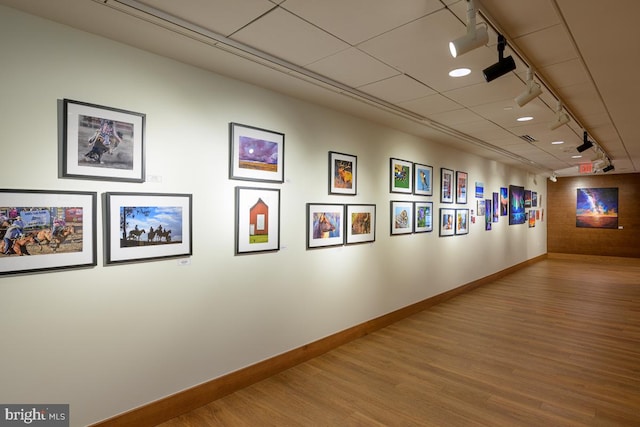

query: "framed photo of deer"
left=390, top=158, right=413, bottom=194
left=307, top=203, right=344, bottom=249
left=390, top=201, right=413, bottom=235
left=345, top=204, right=375, bottom=244
left=0, top=189, right=97, bottom=276
left=329, top=151, right=357, bottom=195
left=62, top=99, right=146, bottom=182
left=105, top=192, right=192, bottom=264
left=229, top=122, right=285, bottom=183
left=235, top=187, right=280, bottom=254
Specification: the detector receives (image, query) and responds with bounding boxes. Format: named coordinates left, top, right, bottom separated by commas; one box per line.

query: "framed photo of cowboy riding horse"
left=61, top=99, right=146, bottom=182
left=0, top=189, right=97, bottom=276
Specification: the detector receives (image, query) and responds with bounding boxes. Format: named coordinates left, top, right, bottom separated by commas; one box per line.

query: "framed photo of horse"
left=0, top=189, right=97, bottom=276
left=329, top=151, right=357, bottom=195
left=105, top=192, right=192, bottom=264
left=229, top=122, right=285, bottom=183
left=307, top=203, right=344, bottom=249
left=61, top=99, right=145, bottom=182
left=235, top=186, right=280, bottom=255
left=345, top=204, right=376, bottom=245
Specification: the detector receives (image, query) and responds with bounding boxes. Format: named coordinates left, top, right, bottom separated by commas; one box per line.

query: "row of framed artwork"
left=390, top=201, right=469, bottom=236
left=389, top=159, right=469, bottom=205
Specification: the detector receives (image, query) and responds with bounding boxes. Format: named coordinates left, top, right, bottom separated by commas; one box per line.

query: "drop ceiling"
left=2, top=0, right=638, bottom=177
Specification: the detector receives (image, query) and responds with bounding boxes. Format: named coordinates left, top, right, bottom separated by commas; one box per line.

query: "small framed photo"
left=329, top=151, right=357, bottom=195
left=440, top=168, right=454, bottom=203
left=235, top=187, right=280, bottom=254
left=105, top=192, right=192, bottom=264
left=345, top=204, right=376, bottom=244
left=439, top=208, right=455, bottom=237
left=0, top=189, right=97, bottom=276
left=62, top=99, right=145, bottom=182
left=455, top=209, right=469, bottom=235
left=414, top=201, right=433, bottom=233
left=307, top=203, right=344, bottom=249
left=390, top=158, right=413, bottom=194
left=413, top=163, right=433, bottom=196
left=229, top=122, right=284, bottom=183
left=390, top=201, right=413, bottom=235
left=456, top=171, right=468, bottom=204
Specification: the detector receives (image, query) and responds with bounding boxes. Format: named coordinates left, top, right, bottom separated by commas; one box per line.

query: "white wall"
left=0, top=6, right=547, bottom=426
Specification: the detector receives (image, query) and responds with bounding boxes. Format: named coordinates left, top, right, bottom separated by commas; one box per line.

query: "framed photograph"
left=440, top=168, right=454, bottom=203
left=229, top=122, right=284, bottom=183
left=0, top=189, right=96, bottom=276
left=456, top=171, right=468, bottom=204
left=62, top=99, right=145, bottom=182
left=509, top=185, right=526, bottom=225
left=455, top=208, right=469, bottom=235
left=414, top=201, right=433, bottom=233
left=235, top=187, right=280, bottom=254
left=439, top=208, right=455, bottom=237
left=524, top=189, right=532, bottom=208
left=105, top=192, right=192, bottom=264
left=485, top=199, right=492, bottom=230
left=532, top=191, right=538, bottom=207
left=390, top=158, right=413, bottom=194
left=475, top=182, right=484, bottom=199
left=307, top=203, right=344, bottom=248
left=346, top=204, right=376, bottom=244
left=329, top=151, right=357, bottom=195
left=500, top=187, right=508, bottom=216
left=492, top=192, right=499, bottom=222
left=413, top=163, right=433, bottom=196
left=576, top=188, right=618, bottom=229
left=390, top=201, right=413, bottom=235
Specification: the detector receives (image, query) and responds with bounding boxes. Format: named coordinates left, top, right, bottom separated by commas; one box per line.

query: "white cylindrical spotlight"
left=549, top=113, right=570, bottom=130
left=449, top=25, right=488, bottom=58
left=515, top=82, right=542, bottom=107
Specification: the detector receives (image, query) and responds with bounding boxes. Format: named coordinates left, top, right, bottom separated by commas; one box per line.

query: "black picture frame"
left=345, top=204, right=376, bottom=244
left=235, top=187, right=281, bottom=254
left=229, top=122, right=285, bottom=183
left=329, top=151, right=357, bottom=195
left=307, top=203, right=345, bottom=249
left=440, top=168, right=454, bottom=204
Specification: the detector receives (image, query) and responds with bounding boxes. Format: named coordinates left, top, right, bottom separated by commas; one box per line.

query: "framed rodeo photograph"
left=62, top=99, right=145, bottom=182
left=0, top=189, right=97, bottom=276
left=105, top=192, right=192, bottom=264
left=229, top=122, right=285, bottom=183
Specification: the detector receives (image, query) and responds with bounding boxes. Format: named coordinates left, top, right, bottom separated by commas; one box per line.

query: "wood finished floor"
left=160, top=256, right=640, bottom=426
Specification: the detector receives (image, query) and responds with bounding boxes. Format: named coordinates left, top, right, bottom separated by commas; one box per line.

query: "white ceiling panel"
left=358, top=75, right=436, bottom=104
left=306, top=48, right=400, bottom=88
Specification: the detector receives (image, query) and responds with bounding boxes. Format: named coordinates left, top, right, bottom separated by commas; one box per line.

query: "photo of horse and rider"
left=119, top=206, right=183, bottom=248
left=1, top=207, right=82, bottom=256
left=78, top=114, right=135, bottom=169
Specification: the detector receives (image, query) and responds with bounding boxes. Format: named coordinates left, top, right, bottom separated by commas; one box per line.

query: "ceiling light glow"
left=517, top=116, right=533, bottom=122
left=449, top=68, right=471, bottom=77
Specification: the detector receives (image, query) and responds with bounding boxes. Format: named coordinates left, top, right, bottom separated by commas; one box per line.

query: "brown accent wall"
left=547, top=173, right=640, bottom=258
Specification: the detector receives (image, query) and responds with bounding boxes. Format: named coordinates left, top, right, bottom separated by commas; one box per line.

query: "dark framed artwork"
left=62, top=99, right=145, bottom=182
left=414, top=201, right=433, bottom=233
left=0, top=189, right=97, bottom=276
left=390, top=201, right=413, bottom=235
left=576, top=188, right=618, bottom=229
left=500, top=187, right=508, bottom=216
left=390, top=158, right=413, bottom=194
left=532, top=191, right=538, bottom=207
left=439, top=208, right=455, bottom=237
left=329, top=151, right=357, bottom=195
left=229, top=122, right=284, bottom=183
left=492, top=192, right=499, bottom=222
left=509, top=185, right=525, bottom=225
left=307, top=203, right=344, bottom=248
left=475, top=182, right=484, bottom=199
left=105, top=192, right=193, bottom=264
left=440, top=168, right=454, bottom=204
left=524, top=189, right=532, bottom=208
left=413, top=163, right=433, bottom=196
left=345, top=204, right=376, bottom=244
left=455, top=208, right=469, bottom=235
left=485, top=199, right=492, bottom=230
left=235, top=187, right=280, bottom=254
left=455, top=171, right=468, bottom=204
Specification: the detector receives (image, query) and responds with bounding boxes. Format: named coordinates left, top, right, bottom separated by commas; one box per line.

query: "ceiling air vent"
left=519, top=134, right=537, bottom=143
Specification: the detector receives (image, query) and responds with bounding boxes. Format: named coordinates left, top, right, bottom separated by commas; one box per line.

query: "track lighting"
left=603, top=163, right=614, bottom=173
left=449, top=0, right=488, bottom=58
left=549, top=173, right=557, bottom=182
left=515, top=69, right=542, bottom=107
left=483, top=34, right=516, bottom=82
left=549, top=102, right=570, bottom=130
left=576, top=131, right=594, bottom=153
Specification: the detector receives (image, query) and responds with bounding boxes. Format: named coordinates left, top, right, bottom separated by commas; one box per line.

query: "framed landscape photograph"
left=414, top=201, right=433, bottom=233
left=105, top=192, right=192, bottom=264
left=456, top=171, right=468, bottom=204
left=440, top=168, right=454, bottom=203
left=329, top=151, right=357, bottom=195
left=509, top=185, right=526, bottom=225
left=0, top=189, right=97, bottom=276
left=413, top=163, right=433, bottom=196
left=390, top=201, right=413, bottom=235
left=576, top=187, right=618, bottom=229
left=62, top=99, right=145, bottom=182
left=455, top=208, right=469, bottom=235
left=439, top=208, right=455, bottom=237
left=229, top=122, right=284, bottom=183
left=390, top=158, right=413, bottom=194
left=235, top=187, right=280, bottom=254
left=345, top=204, right=376, bottom=244
left=500, top=187, right=509, bottom=216
left=307, top=203, right=344, bottom=249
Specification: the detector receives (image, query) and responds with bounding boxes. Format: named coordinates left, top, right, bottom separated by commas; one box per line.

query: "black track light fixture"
left=576, top=131, right=594, bottom=153
left=483, top=34, right=516, bottom=82
left=603, top=164, right=615, bottom=173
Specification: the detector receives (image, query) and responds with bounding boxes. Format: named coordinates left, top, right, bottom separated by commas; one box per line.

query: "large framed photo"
left=235, top=187, right=280, bottom=254
left=455, top=208, right=469, bottom=235
left=413, top=163, right=433, bottom=196
left=229, top=122, right=284, bottom=183
left=307, top=203, right=344, bottom=249
left=0, top=189, right=96, bottom=276
left=62, top=99, right=145, bottom=182
left=329, top=151, right=357, bottom=195
left=345, top=204, right=376, bottom=244
left=440, top=168, right=454, bottom=203
left=414, top=201, right=433, bottom=233
left=390, top=158, right=413, bottom=194
left=439, top=207, right=455, bottom=237
left=390, top=201, right=413, bottom=235
left=509, top=185, right=526, bottom=225
left=105, top=192, right=192, bottom=264
left=456, top=171, right=468, bottom=204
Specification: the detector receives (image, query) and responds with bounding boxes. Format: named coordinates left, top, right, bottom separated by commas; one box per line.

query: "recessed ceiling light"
left=551, top=140, right=564, bottom=145
left=517, top=116, right=534, bottom=122
left=449, top=68, right=471, bottom=77
left=571, top=155, right=582, bottom=159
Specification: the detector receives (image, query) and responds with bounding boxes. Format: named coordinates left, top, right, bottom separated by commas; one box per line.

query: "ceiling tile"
left=306, top=48, right=400, bottom=88
left=358, top=75, right=436, bottom=103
